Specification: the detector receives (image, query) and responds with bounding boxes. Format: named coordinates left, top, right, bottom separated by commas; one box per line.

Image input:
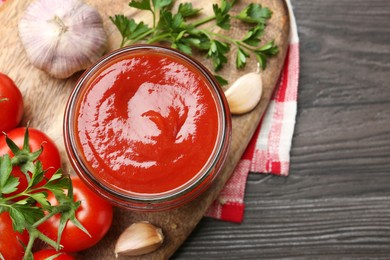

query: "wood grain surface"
left=172, top=0, right=390, bottom=258
left=0, top=0, right=289, bottom=259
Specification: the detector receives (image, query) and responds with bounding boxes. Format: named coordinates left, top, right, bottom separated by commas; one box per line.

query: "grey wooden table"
left=172, top=0, right=390, bottom=258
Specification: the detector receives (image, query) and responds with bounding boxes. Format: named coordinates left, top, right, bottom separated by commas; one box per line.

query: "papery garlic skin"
left=18, top=0, right=108, bottom=79
left=224, top=69, right=263, bottom=115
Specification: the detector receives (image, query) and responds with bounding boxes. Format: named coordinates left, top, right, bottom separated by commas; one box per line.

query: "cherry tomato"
left=0, top=73, right=24, bottom=133
left=38, top=176, right=113, bottom=252
left=0, top=212, right=29, bottom=260
left=0, top=127, right=61, bottom=198
left=33, top=249, right=75, bottom=260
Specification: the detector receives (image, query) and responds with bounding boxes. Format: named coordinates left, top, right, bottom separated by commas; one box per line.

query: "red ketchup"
left=64, top=45, right=231, bottom=211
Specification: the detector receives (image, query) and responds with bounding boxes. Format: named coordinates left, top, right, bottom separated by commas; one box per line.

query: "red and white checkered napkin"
left=205, top=0, right=300, bottom=223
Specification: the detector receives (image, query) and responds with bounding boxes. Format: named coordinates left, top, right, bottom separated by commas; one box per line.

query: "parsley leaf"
left=157, top=10, right=185, bottom=31
left=236, top=3, right=272, bottom=24
left=255, top=40, right=279, bottom=69
left=185, top=30, right=211, bottom=50
left=9, top=204, right=44, bottom=232
left=178, top=3, right=201, bottom=18
left=129, top=0, right=151, bottom=11
left=112, top=0, right=278, bottom=77
left=152, top=0, right=173, bottom=10
left=214, top=74, right=228, bottom=86
left=213, top=0, right=232, bottom=30
left=236, top=47, right=250, bottom=69
left=242, top=24, right=265, bottom=47
left=208, top=40, right=230, bottom=71
left=173, top=41, right=192, bottom=54
left=28, top=160, right=44, bottom=189
left=0, top=155, right=19, bottom=196
left=109, top=15, right=151, bottom=47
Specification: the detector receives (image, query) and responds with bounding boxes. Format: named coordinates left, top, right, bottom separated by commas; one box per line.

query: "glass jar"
left=63, top=45, right=231, bottom=211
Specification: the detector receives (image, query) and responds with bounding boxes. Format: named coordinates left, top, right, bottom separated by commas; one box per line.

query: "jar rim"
left=63, top=45, right=231, bottom=210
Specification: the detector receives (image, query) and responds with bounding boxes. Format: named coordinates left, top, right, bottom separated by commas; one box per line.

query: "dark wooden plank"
left=172, top=0, right=390, bottom=258
left=175, top=197, right=390, bottom=259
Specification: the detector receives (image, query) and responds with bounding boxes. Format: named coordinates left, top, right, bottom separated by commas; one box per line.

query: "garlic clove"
left=18, top=0, right=108, bottom=79
left=115, top=221, right=164, bottom=257
left=224, top=68, right=263, bottom=115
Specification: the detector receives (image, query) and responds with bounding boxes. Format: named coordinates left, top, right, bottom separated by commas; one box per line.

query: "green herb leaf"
left=236, top=47, right=250, bottom=69
left=214, top=74, right=228, bottom=86
left=242, top=24, right=265, bottom=47
left=207, top=40, right=230, bottom=71
left=19, top=162, right=34, bottom=183
left=47, top=170, right=63, bottom=182
left=0, top=155, right=12, bottom=187
left=152, top=0, right=173, bottom=10
left=157, top=10, right=185, bottom=31
left=213, top=0, right=232, bottom=30
left=44, top=170, right=70, bottom=191
left=28, top=161, right=45, bottom=189
left=254, top=40, right=278, bottom=69
left=31, top=193, right=50, bottom=207
left=8, top=207, right=26, bottom=232
left=236, top=3, right=272, bottom=24
left=128, top=0, right=151, bottom=11
left=184, top=30, right=211, bottom=50
left=1, top=175, right=19, bottom=195
left=174, top=42, right=192, bottom=54
left=178, top=3, right=201, bottom=18
left=8, top=205, right=43, bottom=232
left=257, top=40, right=279, bottom=54
left=109, top=15, right=151, bottom=47
left=0, top=155, right=20, bottom=195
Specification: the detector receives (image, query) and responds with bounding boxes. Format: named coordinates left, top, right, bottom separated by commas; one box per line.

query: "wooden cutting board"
left=0, top=0, right=289, bottom=258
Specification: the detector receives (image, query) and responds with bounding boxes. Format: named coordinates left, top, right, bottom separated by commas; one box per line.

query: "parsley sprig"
left=110, top=0, right=278, bottom=84
left=0, top=128, right=88, bottom=260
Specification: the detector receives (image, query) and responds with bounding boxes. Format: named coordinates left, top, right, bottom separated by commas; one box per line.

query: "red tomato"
left=0, top=127, right=62, bottom=198
left=0, top=212, right=29, bottom=260
left=38, top=176, right=113, bottom=252
left=0, top=73, right=24, bottom=133
left=33, top=249, right=75, bottom=260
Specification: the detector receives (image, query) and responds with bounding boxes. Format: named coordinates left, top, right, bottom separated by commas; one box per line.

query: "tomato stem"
left=37, top=231, right=62, bottom=250
left=23, top=227, right=62, bottom=260
left=22, top=210, right=67, bottom=260
left=10, top=155, right=30, bottom=165
left=23, top=232, right=36, bottom=260
left=32, top=206, right=68, bottom=228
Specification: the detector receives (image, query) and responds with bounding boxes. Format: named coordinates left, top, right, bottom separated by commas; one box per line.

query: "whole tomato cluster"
left=0, top=73, right=113, bottom=259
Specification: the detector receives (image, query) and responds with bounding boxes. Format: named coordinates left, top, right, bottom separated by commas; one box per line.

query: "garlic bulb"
left=224, top=66, right=263, bottom=114
left=18, top=0, right=108, bottom=79
left=115, top=221, right=164, bottom=257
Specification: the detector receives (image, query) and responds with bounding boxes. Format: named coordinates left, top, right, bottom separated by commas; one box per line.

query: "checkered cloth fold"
left=205, top=0, right=300, bottom=223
